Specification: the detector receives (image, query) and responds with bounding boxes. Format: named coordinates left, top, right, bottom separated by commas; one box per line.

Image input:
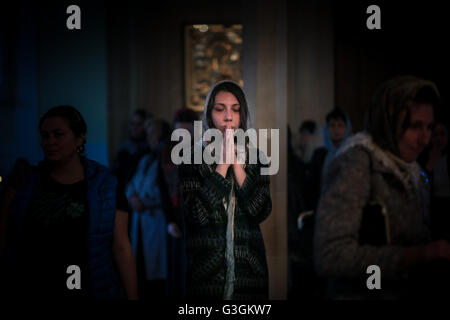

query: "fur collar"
left=336, top=132, right=423, bottom=195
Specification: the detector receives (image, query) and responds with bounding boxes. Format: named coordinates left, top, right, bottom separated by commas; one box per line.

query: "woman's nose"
left=225, top=108, right=232, bottom=121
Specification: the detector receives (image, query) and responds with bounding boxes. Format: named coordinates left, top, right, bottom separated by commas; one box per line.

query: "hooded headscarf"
left=365, top=75, right=440, bottom=158
left=199, top=80, right=252, bottom=164
left=202, top=80, right=250, bottom=133
left=321, top=109, right=353, bottom=184
left=336, top=76, right=440, bottom=198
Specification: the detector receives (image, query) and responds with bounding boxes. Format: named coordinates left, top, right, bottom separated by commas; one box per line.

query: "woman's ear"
left=77, top=134, right=86, bottom=148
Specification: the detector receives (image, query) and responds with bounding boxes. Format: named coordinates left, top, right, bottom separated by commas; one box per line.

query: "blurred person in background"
left=112, top=109, right=151, bottom=195
left=126, top=118, right=180, bottom=299
left=163, top=107, right=199, bottom=297
left=296, top=120, right=317, bottom=164
left=418, top=120, right=450, bottom=240
left=308, top=107, right=352, bottom=211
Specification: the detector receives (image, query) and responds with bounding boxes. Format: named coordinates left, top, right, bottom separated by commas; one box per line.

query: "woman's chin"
left=45, top=156, right=60, bottom=163
left=44, top=153, right=68, bottom=163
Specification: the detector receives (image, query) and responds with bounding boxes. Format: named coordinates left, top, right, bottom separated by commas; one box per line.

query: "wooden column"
left=242, top=0, right=288, bottom=299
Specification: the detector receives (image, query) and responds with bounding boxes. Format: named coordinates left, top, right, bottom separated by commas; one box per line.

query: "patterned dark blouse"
left=180, top=153, right=272, bottom=300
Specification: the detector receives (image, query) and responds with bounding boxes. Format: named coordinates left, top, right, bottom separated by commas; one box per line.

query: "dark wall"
left=334, top=0, right=449, bottom=131
left=3, top=0, right=448, bottom=172
left=1, top=3, right=40, bottom=175
left=106, top=0, right=242, bottom=163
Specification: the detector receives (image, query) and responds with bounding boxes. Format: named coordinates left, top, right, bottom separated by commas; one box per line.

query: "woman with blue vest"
left=2, top=106, right=138, bottom=299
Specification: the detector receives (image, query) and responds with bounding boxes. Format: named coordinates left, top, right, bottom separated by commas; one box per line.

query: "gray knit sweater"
left=314, top=133, right=431, bottom=298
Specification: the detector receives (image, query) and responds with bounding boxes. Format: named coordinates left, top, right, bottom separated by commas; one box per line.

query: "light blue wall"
left=38, top=0, right=108, bottom=166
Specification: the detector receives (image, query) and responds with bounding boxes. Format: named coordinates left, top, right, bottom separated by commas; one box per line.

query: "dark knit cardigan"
left=180, top=155, right=272, bottom=300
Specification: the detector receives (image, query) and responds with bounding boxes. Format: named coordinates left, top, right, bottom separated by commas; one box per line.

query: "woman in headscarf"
left=314, top=75, right=450, bottom=299
left=179, top=80, right=272, bottom=300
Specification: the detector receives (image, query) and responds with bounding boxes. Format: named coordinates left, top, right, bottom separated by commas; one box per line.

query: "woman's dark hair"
left=145, top=118, right=172, bottom=143
left=205, top=81, right=249, bottom=131
left=39, top=105, right=87, bottom=153
left=418, top=119, right=449, bottom=167
left=173, top=108, right=199, bottom=124
left=400, top=85, right=440, bottom=132
left=144, top=118, right=172, bottom=167
left=433, top=120, right=449, bottom=155
left=299, top=120, right=317, bottom=134
left=134, top=109, right=149, bottom=120
left=326, top=107, right=347, bottom=125
left=6, top=157, right=32, bottom=189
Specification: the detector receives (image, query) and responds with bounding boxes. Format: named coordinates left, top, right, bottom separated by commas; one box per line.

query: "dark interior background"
left=1, top=0, right=448, bottom=298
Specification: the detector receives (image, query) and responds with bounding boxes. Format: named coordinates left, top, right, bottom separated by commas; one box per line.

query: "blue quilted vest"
left=6, top=157, right=124, bottom=299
